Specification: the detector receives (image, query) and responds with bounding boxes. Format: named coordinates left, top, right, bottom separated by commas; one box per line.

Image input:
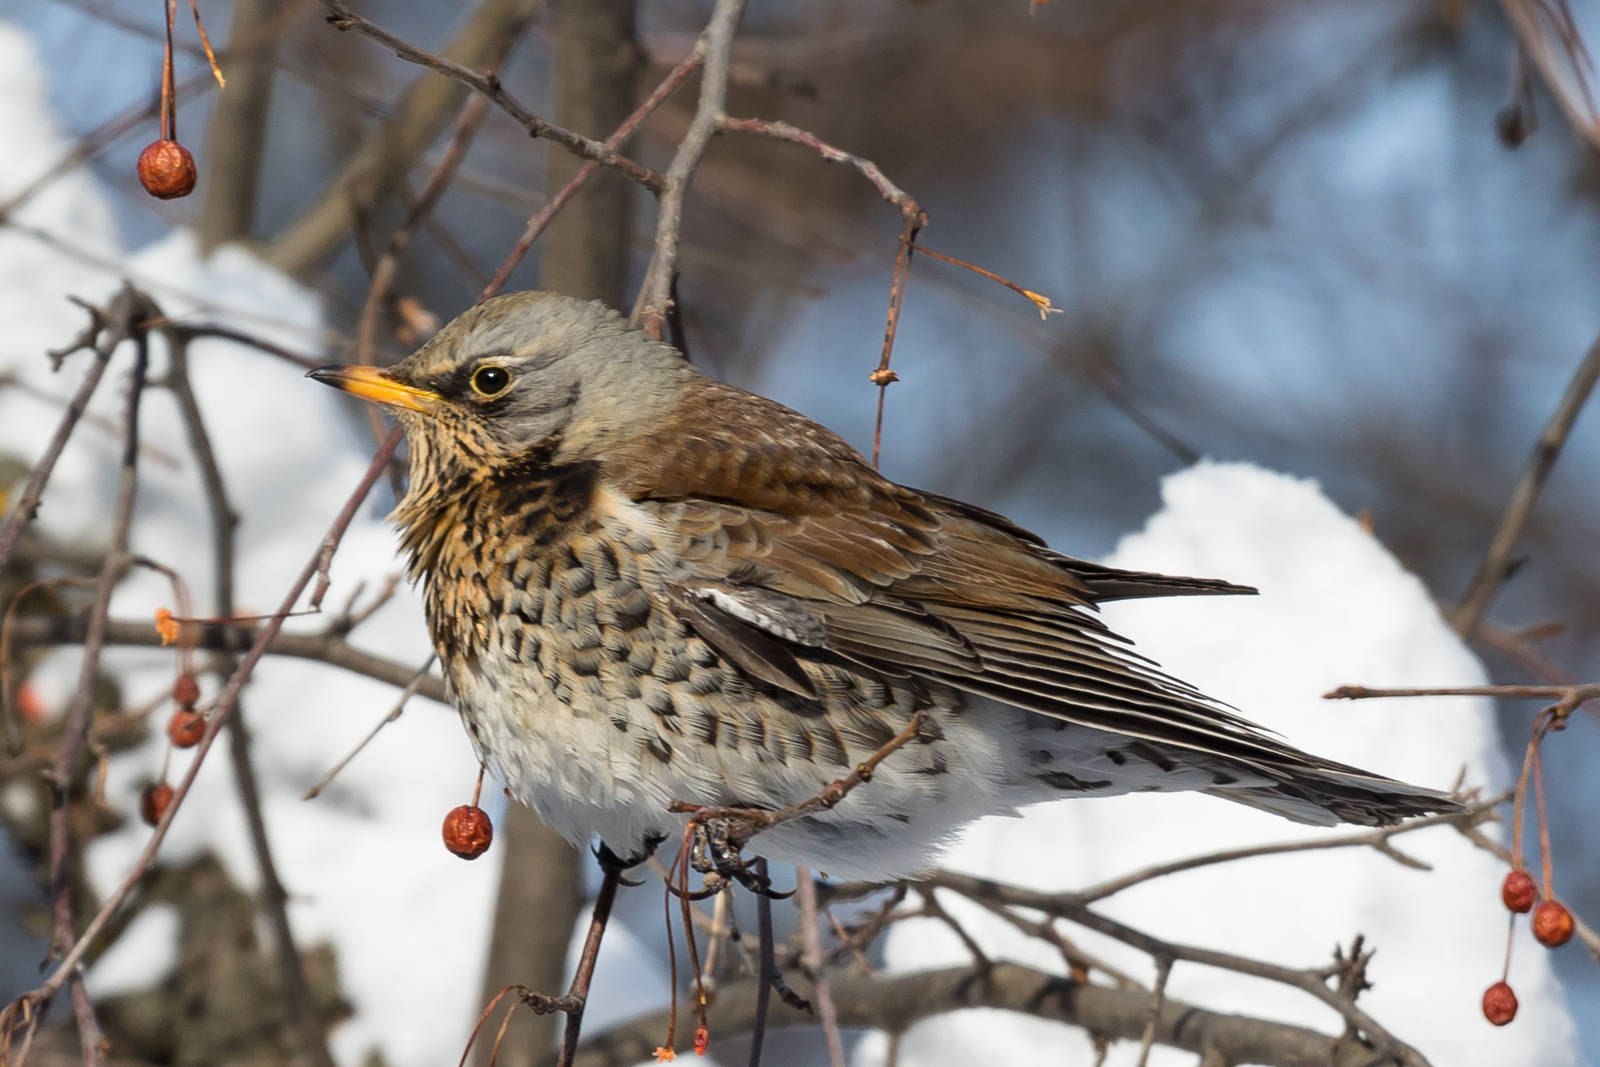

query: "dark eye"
left=470, top=365, right=512, bottom=398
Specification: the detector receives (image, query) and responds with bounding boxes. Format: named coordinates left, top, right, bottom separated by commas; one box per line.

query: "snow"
left=859, top=462, right=1576, bottom=1067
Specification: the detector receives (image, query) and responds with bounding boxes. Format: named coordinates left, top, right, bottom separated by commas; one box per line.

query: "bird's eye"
left=470, top=365, right=512, bottom=398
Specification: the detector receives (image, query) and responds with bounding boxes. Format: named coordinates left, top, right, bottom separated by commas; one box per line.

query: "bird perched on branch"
left=310, top=292, right=1456, bottom=880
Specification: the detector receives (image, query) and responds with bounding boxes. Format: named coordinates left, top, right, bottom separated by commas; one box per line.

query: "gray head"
left=309, top=291, right=695, bottom=475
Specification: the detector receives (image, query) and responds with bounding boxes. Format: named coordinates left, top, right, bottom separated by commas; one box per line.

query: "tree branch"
left=564, top=962, right=1402, bottom=1067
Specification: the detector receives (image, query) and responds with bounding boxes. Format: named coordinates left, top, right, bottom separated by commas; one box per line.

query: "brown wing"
left=602, top=381, right=1334, bottom=768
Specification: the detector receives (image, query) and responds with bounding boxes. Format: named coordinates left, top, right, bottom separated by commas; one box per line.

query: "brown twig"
left=1069, top=798, right=1495, bottom=904
left=667, top=708, right=928, bottom=843
left=303, top=655, right=436, bottom=800
left=1, top=426, right=405, bottom=1052
left=716, top=117, right=921, bottom=216
left=561, top=961, right=1418, bottom=1067
left=870, top=215, right=924, bottom=468
left=629, top=0, right=749, bottom=339
left=163, top=324, right=337, bottom=1067
left=793, top=872, right=845, bottom=1067
left=926, top=872, right=1431, bottom=1066
left=0, top=289, right=141, bottom=577
left=481, top=49, right=706, bottom=303
left=356, top=71, right=495, bottom=365
left=5, top=613, right=446, bottom=701
left=711, top=115, right=927, bottom=467
left=1326, top=682, right=1600, bottom=719
left=41, top=313, right=150, bottom=1067
left=1452, top=330, right=1600, bottom=637
left=317, top=1, right=663, bottom=192
left=911, top=243, right=1062, bottom=320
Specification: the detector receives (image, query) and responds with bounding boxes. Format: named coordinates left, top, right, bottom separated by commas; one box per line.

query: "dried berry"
left=442, top=804, right=493, bottom=859
left=140, top=782, right=174, bottom=827
left=692, top=1024, right=709, bottom=1056
left=137, top=139, right=196, bottom=199
left=1501, top=869, right=1537, bottom=913
left=172, top=671, right=201, bottom=707
left=167, top=708, right=206, bottom=749
left=1481, top=981, right=1517, bottom=1026
left=1532, top=900, right=1575, bottom=948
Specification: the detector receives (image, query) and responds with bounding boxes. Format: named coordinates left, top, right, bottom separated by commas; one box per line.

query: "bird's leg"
left=520, top=841, right=647, bottom=1067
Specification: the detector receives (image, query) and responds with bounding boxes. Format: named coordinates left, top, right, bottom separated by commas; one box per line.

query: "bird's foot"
left=665, top=802, right=794, bottom=899
left=595, top=835, right=665, bottom=887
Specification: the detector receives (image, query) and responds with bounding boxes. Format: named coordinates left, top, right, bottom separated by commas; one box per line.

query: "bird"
left=309, top=291, right=1457, bottom=881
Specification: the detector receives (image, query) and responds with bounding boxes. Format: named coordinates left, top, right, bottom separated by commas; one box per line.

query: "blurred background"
left=3, top=0, right=1598, bottom=1062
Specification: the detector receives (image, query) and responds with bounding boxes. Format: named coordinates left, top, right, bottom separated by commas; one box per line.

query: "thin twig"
left=561, top=961, right=1421, bottom=1067
left=5, top=614, right=447, bottom=701
left=317, top=1, right=662, bottom=191
left=356, top=69, right=495, bottom=365
left=926, top=872, right=1431, bottom=1067
left=164, top=324, right=338, bottom=1067
left=630, top=0, right=750, bottom=339
left=480, top=48, right=706, bottom=303
left=0, top=290, right=140, bottom=576
left=1452, top=330, right=1600, bottom=637
left=870, top=215, right=924, bottom=468
left=2, top=427, right=404, bottom=1038
left=793, top=871, right=845, bottom=1067
left=749, top=857, right=775, bottom=1067
left=43, top=314, right=150, bottom=1066
left=303, top=655, right=436, bottom=800
left=1327, top=682, right=1600, bottom=719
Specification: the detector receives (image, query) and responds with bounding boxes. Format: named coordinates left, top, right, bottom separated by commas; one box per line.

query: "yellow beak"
left=307, top=365, right=440, bottom=412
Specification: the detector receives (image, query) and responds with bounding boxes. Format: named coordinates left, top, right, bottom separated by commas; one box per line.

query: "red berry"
left=693, top=1024, right=709, bottom=1055
left=167, top=708, right=206, bottom=749
left=140, top=782, right=174, bottom=827
left=137, top=139, right=196, bottom=199
left=172, top=672, right=201, bottom=707
left=1532, top=900, right=1575, bottom=948
left=442, top=805, right=493, bottom=859
left=1501, top=869, right=1537, bottom=913
left=1481, top=981, right=1517, bottom=1026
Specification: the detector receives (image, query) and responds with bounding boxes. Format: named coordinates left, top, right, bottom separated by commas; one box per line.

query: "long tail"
left=1203, top=752, right=1460, bottom=827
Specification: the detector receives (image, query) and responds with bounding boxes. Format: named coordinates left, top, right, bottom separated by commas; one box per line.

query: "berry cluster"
left=139, top=670, right=209, bottom=828
left=1481, top=709, right=1579, bottom=1027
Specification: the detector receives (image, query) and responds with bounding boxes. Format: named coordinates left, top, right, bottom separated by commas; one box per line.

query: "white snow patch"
left=862, top=462, right=1575, bottom=1067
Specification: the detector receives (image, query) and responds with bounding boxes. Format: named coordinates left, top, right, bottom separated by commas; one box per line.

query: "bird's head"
left=309, top=291, right=692, bottom=482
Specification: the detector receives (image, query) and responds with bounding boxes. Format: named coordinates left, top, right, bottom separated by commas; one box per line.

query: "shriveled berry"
left=1532, top=900, right=1575, bottom=948
left=442, top=804, right=493, bottom=859
left=1482, top=981, right=1517, bottom=1025
left=140, top=782, right=174, bottom=827
left=137, top=139, right=196, bottom=199
left=1501, top=869, right=1537, bottom=913
left=693, top=1023, right=709, bottom=1055
left=172, top=672, right=201, bottom=707
left=167, top=708, right=206, bottom=749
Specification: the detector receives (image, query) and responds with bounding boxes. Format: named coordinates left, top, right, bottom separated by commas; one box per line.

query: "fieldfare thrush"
left=310, top=292, right=1456, bottom=880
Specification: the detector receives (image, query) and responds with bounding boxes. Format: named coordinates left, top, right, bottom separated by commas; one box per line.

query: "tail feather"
left=1205, top=765, right=1459, bottom=827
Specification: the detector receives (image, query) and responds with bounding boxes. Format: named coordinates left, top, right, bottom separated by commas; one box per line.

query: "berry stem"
left=161, top=0, right=178, bottom=141
left=1501, top=913, right=1514, bottom=982
left=1510, top=729, right=1538, bottom=869
left=1531, top=722, right=1554, bottom=897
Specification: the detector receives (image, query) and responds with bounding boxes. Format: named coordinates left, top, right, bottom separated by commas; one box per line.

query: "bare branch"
left=1452, top=330, right=1600, bottom=637
left=565, top=962, right=1410, bottom=1067
left=630, top=0, right=750, bottom=339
